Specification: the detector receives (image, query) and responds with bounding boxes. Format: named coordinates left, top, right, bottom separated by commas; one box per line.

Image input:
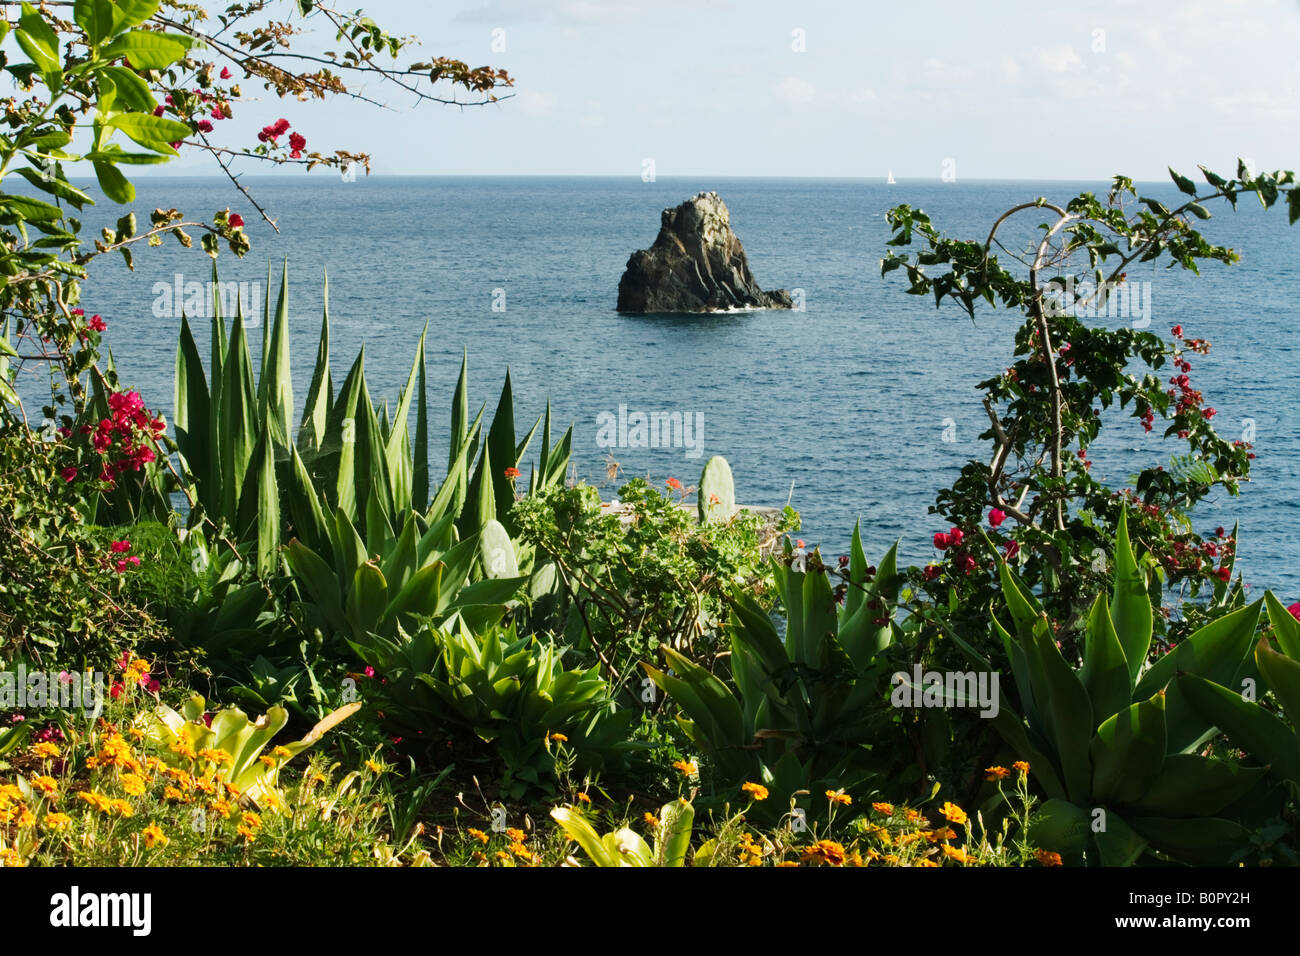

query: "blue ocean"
left=68, top=175, right=1300, bottom=598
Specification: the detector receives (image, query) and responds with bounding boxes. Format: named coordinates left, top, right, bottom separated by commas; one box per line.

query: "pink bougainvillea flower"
left=1004, top=540, right=1020, bottom=561
left=947, top=527, right=965, bottom=548
left=1215, top=566, right=1231, bottom=582
left=1288, top=603, right=1300, bottom=622
left=220, top=66, right=232, bottom=79
left=109, top=683, right=124, bottom=699
left=364, top=666, right=375, bottom=678
left=228, top=213, right=245, bottom=228
left=988, top=508, right=1006, bottom=527
left=503, top=466, right=521, bottom=480
left=958, top=554, right=977, bottom=575
left=60, top=466, right=78, bottom=482
left=288, top=131, right=306, bottom=158
left=153, top=105, right=165, bottom=116
left=196, top=119, right=214, bottom=133
left=1171, top=325, right=1183, bottom=338
left=110, top=540, right=131, bottom=553
left=88, top=314, right=106, bottom=332
left=71, top=308, right=84, bottom=316
left=146, top=679, right=161, bottom=694
left=933, top=532, right=951, bottom=550
left=923, top=564, right=941, bottom=581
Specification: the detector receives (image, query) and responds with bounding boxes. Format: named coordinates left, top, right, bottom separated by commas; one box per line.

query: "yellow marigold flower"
left=120, top=773, right=146, bottom=797
left=776, top=860, right=800, bottom=867
left=800, top=839, right=847, bottom=867
left=509, top=842, right=533, bottom=861
left=942, top=845, right=970, bottom=863
left=364, top=759, right=383, bottom=773
left=494, top=850, right=512, bottom=862
left=200, top=748, right=232, bottom=766
left=924, top=827, right=957, bottom=843
left=939, top=802, right=968, bottom=826
left=109, top=799, right=133, bottom=817
left=576, top=792, right=591, bottom=804
left=271, top=746, right=291, bottom=760
left=129, top=727, right=145, bottom=740
left=506, top=828, right=526, bottom=842
left=97, top=733, right=135, bottom=768
left=259, top=755, right=277, bottom=767
left=471, top=850, right=487, bottom=863
left=31, top=742, right=60, bottom=760
left=143, top=824, right=169, bottom=849
left=915, top=857, right=940, bottom=867
left=985, top=765, right=1010, bottom=780
left=904, top=808, right=925, bottom=823
left=241, top=811, right=262, bottom=830
left=224, top=782, right=241, bottom=797
left=210, top=799, right=232, bottom=818
left=43, top=812, right=71, bottom=830
left=144, top=757, right=165, bottom=773
left=1013, top=760, right=1030, bottom=774
left=76, top=790, right=113, bottom=813
left=194, top=778, right=216, bottom=796
left=742, top=782, right=769, bottom=801
left=547, top=733, right=568, bottom=743
left=1034, top=848, right=1063, bottom=867
left=16, top=807, right=36, bottom=828
left=164, top=768, right=193, bottom=790
left=872, top=801, right=894, bottom=816
left=825, top=789, right=852, bottom=806
left=169, top=738, right=196, bottom=760
left=162, top=786, right=186, bottom=803
left=0, top=847, right=25, bottom=868
left=467, top=828, right=490, bottom=844
left=236, top=824, right=257, bottom=843
left=0, top=783, right=24, bottom=803
left=28, top=775, right=58, bottom=795
left=644, top=812, right=659, bottom=828
left=672, top=759, right=698, bottom=777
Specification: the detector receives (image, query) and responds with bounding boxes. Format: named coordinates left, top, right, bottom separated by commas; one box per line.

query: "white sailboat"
left=886, top=169, right=896, bottom=184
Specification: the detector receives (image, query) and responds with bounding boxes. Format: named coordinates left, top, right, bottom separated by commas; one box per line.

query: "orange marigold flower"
left=800, top=840, right=847, bottom=866
left=1013, top=761, right=1030, bottom=774
left=467, top=828, right=490, bottom=844
left=939, top=802, right=968, bottom=825
left=872, top=801, right=894, bottom=815
left=825, top=789, right=852, bottom=806
left=742, top=782, right=769, bottom=801
left=576, top=792, right=591, bottom=804
left=143, top=824, right=169, bottom=849
left=28, top=775, right=58, bottom=795
left=985, top=765, right=1010, bottom=781
left=672, top=759, right=698, bottom=777
left=1034, top=848, right=1063, bottom=867
left=31, top=742, right=60, bottom=760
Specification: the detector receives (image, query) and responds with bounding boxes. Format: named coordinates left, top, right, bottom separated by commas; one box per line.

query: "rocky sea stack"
left=616, top=191, right=793, bottom=313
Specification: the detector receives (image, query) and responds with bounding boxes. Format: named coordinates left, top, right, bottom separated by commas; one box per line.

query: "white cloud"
left=774, top=76, right=816, bottom=105
left=1033, top=44, right=1084, bottom=74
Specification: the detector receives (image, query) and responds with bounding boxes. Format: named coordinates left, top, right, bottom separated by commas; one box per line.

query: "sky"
left=150, top=0, right=1300, bottom=179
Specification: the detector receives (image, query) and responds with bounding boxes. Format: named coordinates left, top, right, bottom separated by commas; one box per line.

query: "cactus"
left=697, top=455, right=736, bottom=524
left=481, top=518, right=520, bottom=579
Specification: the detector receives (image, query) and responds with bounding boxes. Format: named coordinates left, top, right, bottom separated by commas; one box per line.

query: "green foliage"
left=883, top=163, right=1295, bottom=653
left=643, top=526, right=910, bottom=822
left=349, top=619, right=644, bottom=799
left=514, top=475, right=788, bottom=679
left=551, top=797, right=696, bottom=866
left=972, top=509, right=1276, bottom=865
left=1179, top=593, right=1300, bottom=790
left=144, top=693, right=361, bottom=808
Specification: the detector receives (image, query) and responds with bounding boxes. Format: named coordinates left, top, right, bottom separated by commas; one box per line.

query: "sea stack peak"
left=616, top=191, right=793, bottom=313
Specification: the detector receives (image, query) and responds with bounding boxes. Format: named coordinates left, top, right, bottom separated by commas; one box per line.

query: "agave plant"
left=643, top=523, right=906, bottom=821
left=1179, top=592, right=1300, bottom=788
left=141, top=693, right=360, bottom=809
left=349, top=619, right=643, bottom=799
left=552, top=798, right=696, bottom=866
left=971, top=509, right=1275, bottom=866
left=171, top=263, right=573, bottom=576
